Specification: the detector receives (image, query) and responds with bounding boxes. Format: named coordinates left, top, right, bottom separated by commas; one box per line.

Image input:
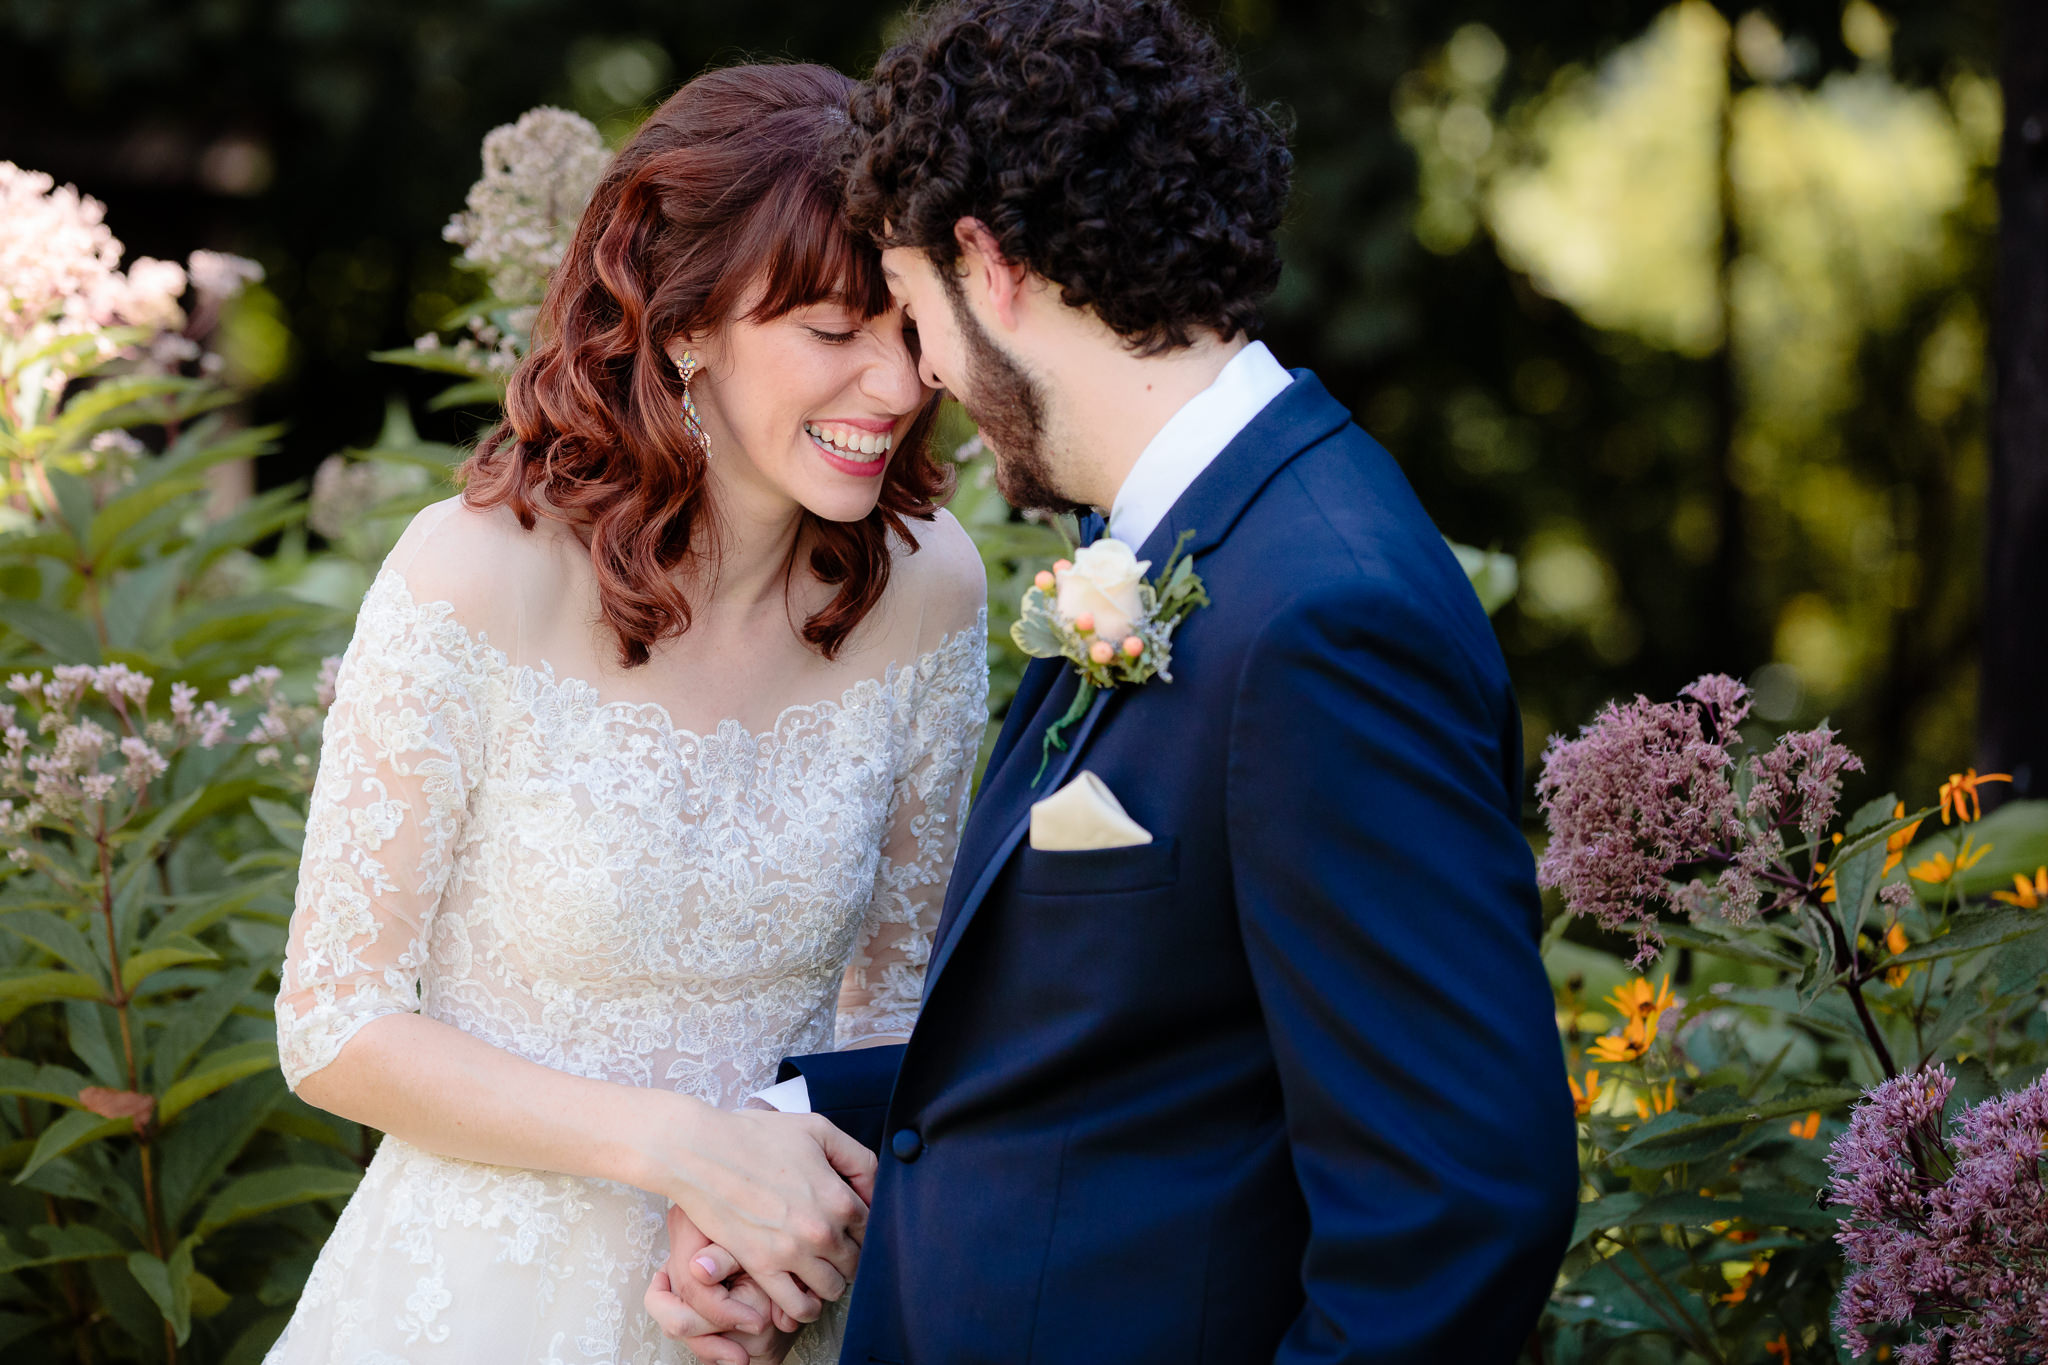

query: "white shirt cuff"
left=748, top=1075, right=812, bottom=1113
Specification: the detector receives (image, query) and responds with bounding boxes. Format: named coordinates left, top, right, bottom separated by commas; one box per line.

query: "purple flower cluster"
left=1536, top=673, right=1864, bottom=964
left=1829, top=1066, right=2048, bottom=1362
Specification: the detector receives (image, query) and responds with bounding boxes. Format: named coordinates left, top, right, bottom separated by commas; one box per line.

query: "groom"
left=658, top=1, right=1577, bottom=1359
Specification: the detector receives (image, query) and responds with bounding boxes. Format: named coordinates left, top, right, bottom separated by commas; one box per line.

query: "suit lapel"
left=925, top=372, right=1352, bottom=991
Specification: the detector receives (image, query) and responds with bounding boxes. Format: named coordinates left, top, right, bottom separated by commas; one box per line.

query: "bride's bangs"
left=742, top=162, right=893, bottom=324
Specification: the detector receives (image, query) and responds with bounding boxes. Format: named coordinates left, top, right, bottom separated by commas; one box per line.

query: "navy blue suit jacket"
left=786, top=371, right=1577, bottom=1363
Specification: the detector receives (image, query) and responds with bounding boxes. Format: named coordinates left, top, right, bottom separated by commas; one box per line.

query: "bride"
left=267, top=64, right=988, bottom=1365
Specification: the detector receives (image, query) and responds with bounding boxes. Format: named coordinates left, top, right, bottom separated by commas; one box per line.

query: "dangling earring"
left=676, top=350, right=709, bottom=456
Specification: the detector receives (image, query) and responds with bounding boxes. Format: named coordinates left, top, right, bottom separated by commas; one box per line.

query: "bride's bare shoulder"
left=380, top=495, right=581, bottom=631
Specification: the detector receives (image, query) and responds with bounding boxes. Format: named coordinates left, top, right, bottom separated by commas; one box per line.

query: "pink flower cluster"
left=0, top=662, right=333, bottom=832
left=1536, top=674, right=1863, bottom=963
left=1828, top=1066, right=2048, bottom=1362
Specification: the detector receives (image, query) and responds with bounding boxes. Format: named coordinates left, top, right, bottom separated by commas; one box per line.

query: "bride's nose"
left=860, top=329, right=930, bottom=415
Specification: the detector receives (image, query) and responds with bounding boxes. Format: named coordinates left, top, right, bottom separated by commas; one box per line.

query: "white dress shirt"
left=751, top=342, right=1293, bottom=1118
left=1106, top=339, right=1293, bottom=551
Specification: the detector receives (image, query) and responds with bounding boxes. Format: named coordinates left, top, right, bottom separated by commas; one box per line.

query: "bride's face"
left=676, top=290, right=931, bottom=526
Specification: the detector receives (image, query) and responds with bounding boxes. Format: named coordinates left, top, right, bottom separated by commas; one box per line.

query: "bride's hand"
left=652, top=1105, right=874, bottom=1324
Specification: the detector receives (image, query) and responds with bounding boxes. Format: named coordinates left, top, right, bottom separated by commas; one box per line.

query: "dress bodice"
left=277, top=566, right=988, bottom=1108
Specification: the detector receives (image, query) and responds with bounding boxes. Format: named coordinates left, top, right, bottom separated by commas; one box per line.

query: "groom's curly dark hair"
left=844, top=0, right=1292, bottom=355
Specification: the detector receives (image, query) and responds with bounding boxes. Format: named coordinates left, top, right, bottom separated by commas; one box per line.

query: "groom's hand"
left=646, top=1205, right=804, bottom=1360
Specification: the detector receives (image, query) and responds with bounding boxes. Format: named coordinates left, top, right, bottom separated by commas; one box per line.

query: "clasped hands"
left=647, top=1108, right=873, bottom=1364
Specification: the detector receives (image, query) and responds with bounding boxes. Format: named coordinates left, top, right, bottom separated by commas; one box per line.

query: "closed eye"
left=807, top=327, right=859, bottom=344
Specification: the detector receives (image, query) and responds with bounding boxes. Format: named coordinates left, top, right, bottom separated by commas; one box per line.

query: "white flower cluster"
left=442, top=107, right=611, bottom=305
left=309, top=454, right=431, bottom=539
left=0, top=164, right=188, bottom=341
left=185, top=248, right=265, bottom=303
left=1, top=162, right=265, bottom=425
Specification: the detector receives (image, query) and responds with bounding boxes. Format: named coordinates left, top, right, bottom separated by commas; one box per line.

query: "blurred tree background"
left=0, top=0, right=2007, bottom=806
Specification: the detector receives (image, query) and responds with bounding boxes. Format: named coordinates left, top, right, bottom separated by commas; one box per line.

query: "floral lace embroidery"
left=267, top=568, right=987, bottom=1364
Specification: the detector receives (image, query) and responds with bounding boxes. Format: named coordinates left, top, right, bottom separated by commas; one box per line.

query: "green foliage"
left=0, top=319, right=367, bottom=1362
left=1543, top=764, right=2048, bottom=1362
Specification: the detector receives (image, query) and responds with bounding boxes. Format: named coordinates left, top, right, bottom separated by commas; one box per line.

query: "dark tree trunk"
left=1981, top=1, right=2048, bottom=799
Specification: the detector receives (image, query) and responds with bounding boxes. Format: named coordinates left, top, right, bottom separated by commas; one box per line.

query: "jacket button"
left=890, top=1128, right=924, bottom=1162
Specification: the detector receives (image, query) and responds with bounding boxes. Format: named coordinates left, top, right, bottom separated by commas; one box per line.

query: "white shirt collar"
left=1105, top=340, right=1293, bottom=553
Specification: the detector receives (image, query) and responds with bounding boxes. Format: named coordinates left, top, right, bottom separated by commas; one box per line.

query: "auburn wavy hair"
left=461, top=64, right=950, bottom=667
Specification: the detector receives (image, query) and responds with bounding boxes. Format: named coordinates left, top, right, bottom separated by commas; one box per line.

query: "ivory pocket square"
left=1029, top=770, right=1153, bottom=851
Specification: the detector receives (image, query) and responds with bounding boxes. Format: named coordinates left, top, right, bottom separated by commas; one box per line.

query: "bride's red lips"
left=813, top=417, right=898, bottom=433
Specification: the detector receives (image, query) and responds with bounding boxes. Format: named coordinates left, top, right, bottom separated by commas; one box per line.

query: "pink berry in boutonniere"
left=1012, top=530, right=1211, bottom=782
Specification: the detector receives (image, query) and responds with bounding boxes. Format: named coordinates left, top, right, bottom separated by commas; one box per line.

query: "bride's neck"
left=686, top=461, right=808, bottom=615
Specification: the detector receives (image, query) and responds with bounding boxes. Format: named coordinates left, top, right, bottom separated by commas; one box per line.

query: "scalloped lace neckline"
left=372, top=567, right=984, bottom=748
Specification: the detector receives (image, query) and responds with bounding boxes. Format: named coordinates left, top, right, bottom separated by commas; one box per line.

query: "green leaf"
left=1, top=911, right=112, bottom=988
left=367, top=346, right=500, bottom=378
left=247, top=796, right=305, bottom=854
left=0, top=970, right=105, bottom=1022
left=1569, top=1192, right=1645, bottom=1248
left=50, top=375, right=194, bottom=445
left=1847, top=793, right=1902, bottom=838
left=177, top=484, right=307, bottom=575
left=85, top=472, right=210, bottom=566
left=0, top=1222, right=125, bottom=1271
left=118, top=938, right=218, bottom=994
left=158, top=1071, right=287, bottom=1226
left=1653, top=921, right=1802, bottom=973
left=44, top=467, right=97, bottom=544
left=159, top=1039, right=277, bottom=1124
left=424, top=378, right=509, bottom=411
left=1890, top=905, right=2048, bottom=965
left=0, top=1059, right=89, bottom=1107
left=126, top=1238, right=195, bottom=1343
left=1606, top=1086, right=1862, bottom=1161
left=150, top=964, right=263, bottom=1092
left=0, top=599, right=101, bottom=663
left=15, top=1108, right=130, bottom=1182
left=65, top=1001, right=126, bottom=1087
left=196, top=1164, right=361, bottom=1237
left=101, top=556, right=188, bottom=651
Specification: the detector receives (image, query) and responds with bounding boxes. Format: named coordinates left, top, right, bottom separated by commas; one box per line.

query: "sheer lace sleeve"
left=835, top=610, right=989, bottom=1046
left=274, top=569, right=488, bottom=1090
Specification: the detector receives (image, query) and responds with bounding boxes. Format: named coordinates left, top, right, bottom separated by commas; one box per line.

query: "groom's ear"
left=953, top=217, right=1029, bottom=332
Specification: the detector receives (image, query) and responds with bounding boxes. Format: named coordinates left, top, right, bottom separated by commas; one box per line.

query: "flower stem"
left=1812, top=899, right=1898, bottom=1079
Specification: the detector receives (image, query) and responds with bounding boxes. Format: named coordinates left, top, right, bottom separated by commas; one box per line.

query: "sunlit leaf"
left=196, top=1165, right=361, bottom=1237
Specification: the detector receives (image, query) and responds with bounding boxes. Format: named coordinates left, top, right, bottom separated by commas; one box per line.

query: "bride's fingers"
left=808, top=1117, right=877, bottom=1215
left=771, top=1303, right=804, bottom=1334
left=755, top=1270, right=823, bottom=1325
left=797, top=1258, right=848, bottom=1305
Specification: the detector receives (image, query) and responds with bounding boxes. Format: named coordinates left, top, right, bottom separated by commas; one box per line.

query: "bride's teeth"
left=806, top=422, right=890, bottom=460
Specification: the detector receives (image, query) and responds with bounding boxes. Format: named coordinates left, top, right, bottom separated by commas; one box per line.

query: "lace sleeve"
left=835, top=610, right=989, bottom=1046
left=274, top=571, right=488, bottom=1090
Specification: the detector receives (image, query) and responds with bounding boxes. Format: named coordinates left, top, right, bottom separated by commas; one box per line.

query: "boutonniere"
left=1011, top=529, right=1209, bottom=781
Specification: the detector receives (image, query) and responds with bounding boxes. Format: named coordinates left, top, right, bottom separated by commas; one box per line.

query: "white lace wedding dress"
left=266, top=501, right=988, bottom=1365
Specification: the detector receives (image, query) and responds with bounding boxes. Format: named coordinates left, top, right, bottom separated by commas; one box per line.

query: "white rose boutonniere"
left=1012, top=529, right=1209, bottom=780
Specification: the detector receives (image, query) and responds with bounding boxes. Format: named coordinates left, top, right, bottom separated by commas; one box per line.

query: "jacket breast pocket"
left=1015, top=836, right=1179, bottom=898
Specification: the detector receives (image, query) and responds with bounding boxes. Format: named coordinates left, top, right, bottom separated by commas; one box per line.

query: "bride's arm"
left=275, top=531, right=871, bottom=1324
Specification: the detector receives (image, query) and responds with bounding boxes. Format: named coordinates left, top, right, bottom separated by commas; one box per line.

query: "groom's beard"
left=941, top=274, right=1087, bottom=517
